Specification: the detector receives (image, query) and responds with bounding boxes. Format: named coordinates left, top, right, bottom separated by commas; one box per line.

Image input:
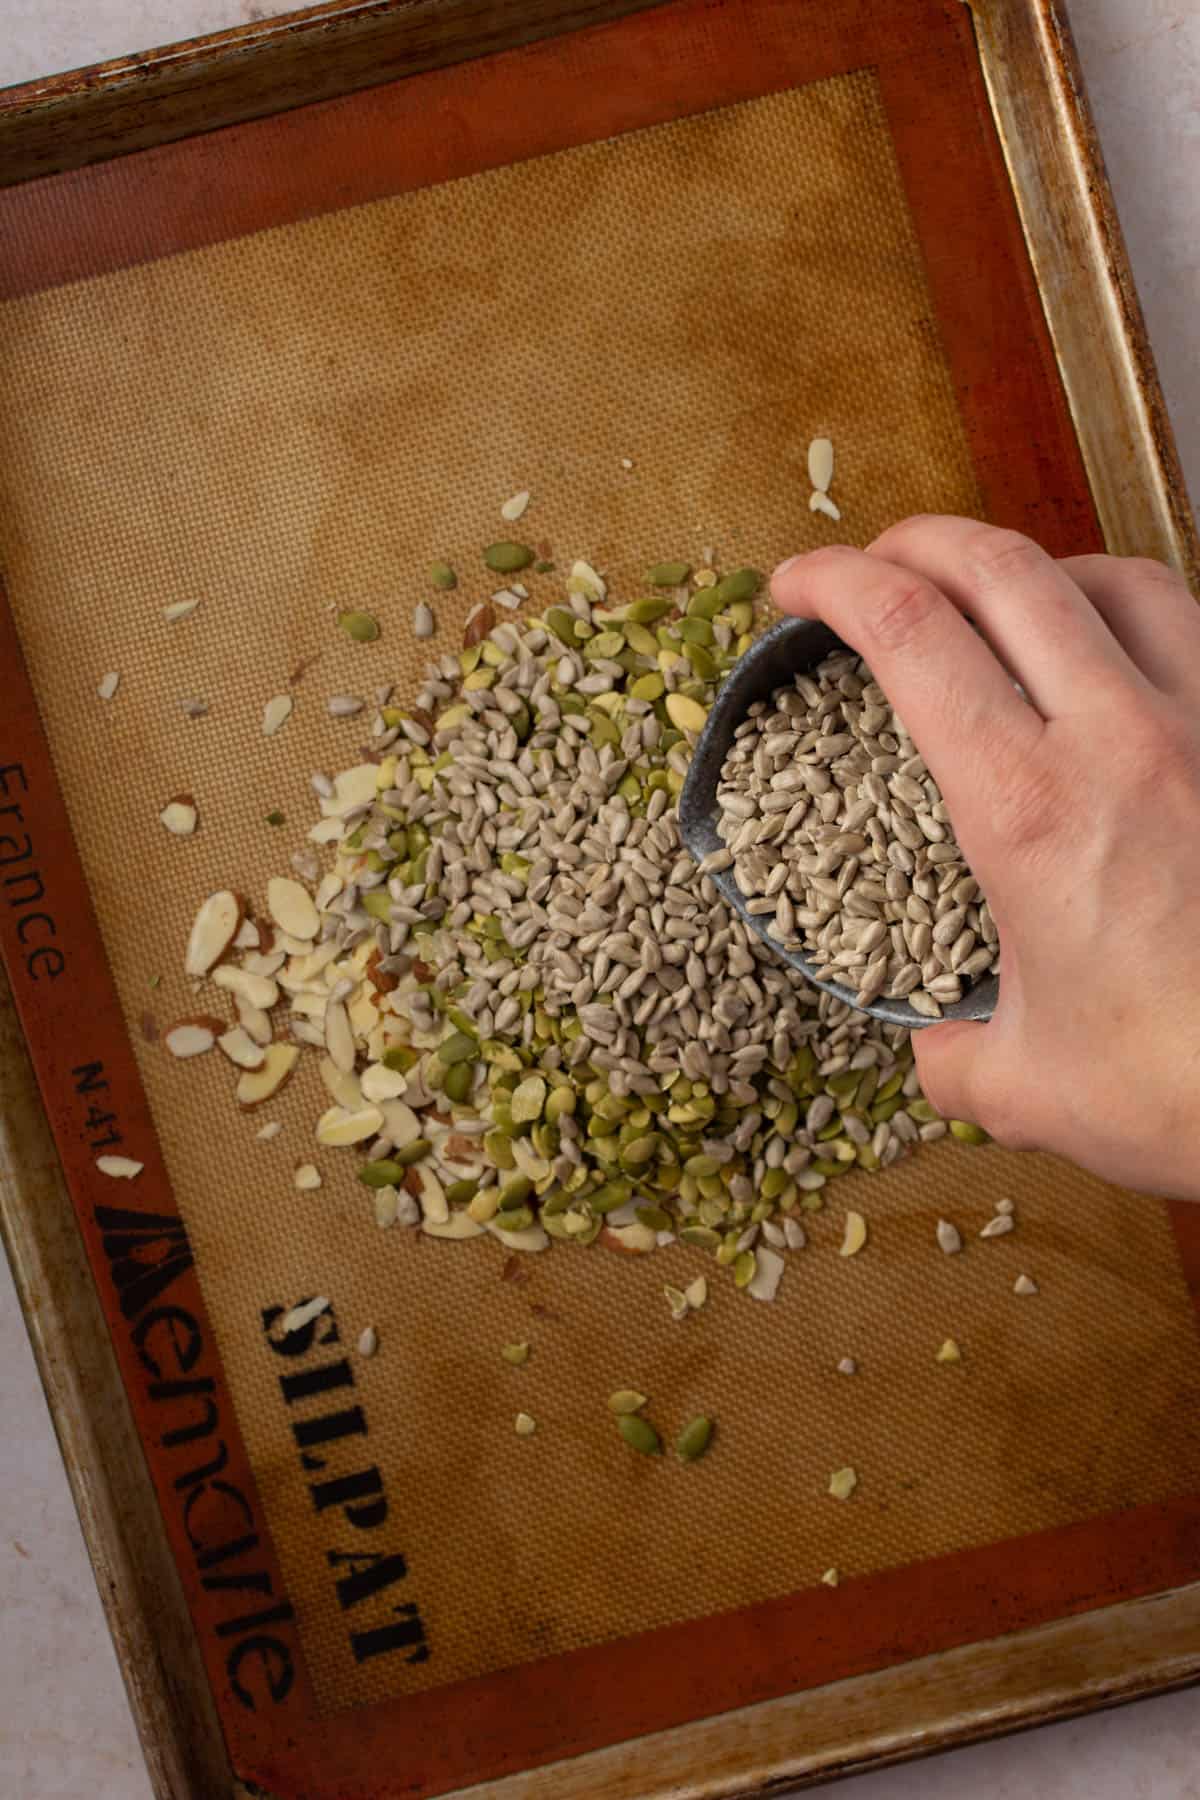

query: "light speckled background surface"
left=1, top=2, right=1198, bottom=1795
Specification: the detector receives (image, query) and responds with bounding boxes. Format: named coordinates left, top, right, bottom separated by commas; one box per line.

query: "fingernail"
left=772, top=555, right=803, bottom=582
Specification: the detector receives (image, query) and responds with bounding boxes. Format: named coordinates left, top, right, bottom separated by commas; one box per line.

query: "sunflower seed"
left=358, top=1325, right=378, bottom=1357
left=936, top=1219, right=962, bottom=1255
left=97, top=670, right=120, bottom=701
left=979, top=1215, right=1014, bottom=1239
left=413, top=603, right=435, bottom=639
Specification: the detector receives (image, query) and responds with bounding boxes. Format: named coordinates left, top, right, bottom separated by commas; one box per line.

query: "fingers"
left=869, top=517, right=1148, bottom=719
left=912, top=1020, right=992, bottom=1132
left=1060, top=555, right=1200, bottom=701
left=771, top=544, right=1041, bottom=835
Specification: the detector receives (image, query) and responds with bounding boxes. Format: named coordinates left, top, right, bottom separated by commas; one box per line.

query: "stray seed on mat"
left=282, top=1295, right=329, bottom=1334
left=935, top=1338, right=962, bottom=1363
left=97, top=671, right=120, bottom=701
left=807, top=436, right=834, bottom=494
left=1013, top=1273, right=1038, bottom=1296
left=828, top=1467, right=858, bottom=1500
left=159, top=797, right=199, bottom=837
left=837, top=1357, right=858, bottom=1376
left=294, top=1163, right=322, bottom=1191
left=810, top=491, right=842, bottom=521
left=262, top=694, right=293, bottom=736
left=413, top=603, right=435, bottom=639
left=501, top=1343, right=531, bottom=1366
left=514, top=1412, right=537, bottom=1437
left=821, top=1567, right=840, bottom=1588
left=936, top=1219, right=962, bottom=1255
left=839, top=1211, right=867, bottom=1257
left=501, top=490, right=531, bottom=522
left=979, top=1215, right=1014, bottom=1239
left=96, top=1155, right=144, bottom=1179
left=617, top=1414, right=661, bottom=1455
left=676, top=1416, right=714, bottom=1463
left=358, top=1325, right=378, bottom=1357
left=608, top=1390, right=648, bottom=1414
left=338, top=610, right=381, bottom=643
left=256, top=1121, right=282, bottom=1141
left=163, top=599, right=201, bottom=622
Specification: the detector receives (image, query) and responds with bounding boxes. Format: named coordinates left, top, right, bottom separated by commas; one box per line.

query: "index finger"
left=770, top=544, right=1042, bottom=829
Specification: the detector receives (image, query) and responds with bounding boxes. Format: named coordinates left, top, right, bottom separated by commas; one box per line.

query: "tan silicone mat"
left=3, top=62, right=1200, bottom=1730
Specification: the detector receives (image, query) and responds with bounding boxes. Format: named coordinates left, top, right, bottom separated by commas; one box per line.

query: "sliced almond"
left=217, top=1026, right=267, bottom=1070
left=282, top=1295, right=329, bottom=1334
left=323, top=999, right=356, bottom=1073
left=163, top=1016, right=224, bottom=1058
left=379, top=1098, right=422, bottom=1147
left=747, top=1244, right=785, bottom=1301
left=256, top=1120, right=282, bottom=1141
left=159, top=797, right=199, bottom=837
left=241, top=949, right=286, bottom=979
left=416, top=1165, right=448, bottom=1224
left=293, top=1163, right=322, bottom=1191
left=97, top=670, right=120, bottom=701
left=235, top=994, right=274, bottom=1047
left=315, top=1103, right=383, bottom=1146
left=263, top=694, right=293, bottom=737
left=309, top=817, right=346, bottom=845
left=163, top=598, right=201, bottom=623
left=360, top=1062, right=408, bottom=1103
left=233, top=917, right=261, bottom=951
left=318, top=1057, right=363, bottom=1111
left=423, top=1213, right=487, bottom=1240
left=236, top=1043, right=299, bottom=1108
left=484, top=1220, right=548, bottom=1253
left=839, top=1211, right=868, bottom=1257
left=96, top=1154, right=144, bottom=1179
left=184, top=890, right=242, bottom=977
left=320, top=763, right=379, bottom=818
left=807, top=435, right=835, bottom=494
left=212, top=964, right=280, bottom=1010
left=266, top=876, right=320, bottom=940
left=500, top=489, right=531, bottom=522
left=600, top=1222, right=657, bottom=1255
left=810, top=490, right=842, bottom=522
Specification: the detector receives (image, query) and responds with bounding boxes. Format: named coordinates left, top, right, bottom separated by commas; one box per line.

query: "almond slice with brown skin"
left=163, top=1016, right=225, bottom=1058
left=235, top=993, right=274, bottom=1047
left=217, top=1026, right=267, bottom=1070
left=267, top=876, right=320, bottom=940
left=236, top=1043, right=299, bottom=1108
left=185, top=890, right=242, bottom=977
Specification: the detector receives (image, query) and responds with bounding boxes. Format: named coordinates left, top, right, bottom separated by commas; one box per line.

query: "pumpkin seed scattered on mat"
left=675, top=1415, right=714, bottom=1463
left=608, top=1390, right=648, bottom=1415
left=617, top=1414, right=661, bottom=1456
left=828, top=1467, right=858, bottom=1500
left=430, top=561, right=458, bottom=590
left=502, top=1342, right=531, bottom=1366
left=483, top=541, right=534, bottom=574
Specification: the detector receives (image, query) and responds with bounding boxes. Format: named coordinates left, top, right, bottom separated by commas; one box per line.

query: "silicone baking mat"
left=2, top=0, right=1199, bottom=1794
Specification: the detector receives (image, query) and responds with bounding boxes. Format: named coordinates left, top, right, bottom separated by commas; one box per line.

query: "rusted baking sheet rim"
left=1, top=0, right=1199, bottom=1795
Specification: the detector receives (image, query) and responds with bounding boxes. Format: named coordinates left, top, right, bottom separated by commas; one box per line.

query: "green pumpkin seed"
left=617, top=1414, right=661, bottom=1455
left=338, top=609, right=381, bottom=642
left=949, top=1119, right=990, bottom=1144
left=624, top=597, right=672, bottom=624
left=499, top=1175, right=534, bottom=1209
left=443, top=1061, right=474, bottom=1104
left=493, top=1205, right=534, bottom=1232
left=358, top=1159, right=405, bottom=1188
left=648, top=560, right=692, bottom=587
left=502, top=1342, right=530, bottom=1366
left=712, top=568, right=761, bottom=605
left=608, top=1390, right=648, bottom=1414
left=484, top=541, right=534, bottom=573
left=675, top=1415, right=713, bottom=1463
left=437, top=1030, right=478, bottom=1065
left=430, top=561, right=457, bottom=590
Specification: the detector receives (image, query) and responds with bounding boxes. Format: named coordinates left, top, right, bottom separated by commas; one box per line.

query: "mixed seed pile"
left=709, top=649, right=999, bottom=1017
left=175, top=552, right=988, bottom=1305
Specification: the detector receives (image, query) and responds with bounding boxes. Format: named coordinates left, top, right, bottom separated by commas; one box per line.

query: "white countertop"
left=1, top=3, right=1198, bottom=1795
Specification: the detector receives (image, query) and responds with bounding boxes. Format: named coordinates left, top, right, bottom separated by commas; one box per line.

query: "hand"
left=771, top=516, right=1200, bottom=1201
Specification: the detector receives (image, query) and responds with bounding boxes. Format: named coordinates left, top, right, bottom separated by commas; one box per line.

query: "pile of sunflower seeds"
left=177, top=560, right=984, bottom=1300
left=710, top=649, right=998, bottom=1017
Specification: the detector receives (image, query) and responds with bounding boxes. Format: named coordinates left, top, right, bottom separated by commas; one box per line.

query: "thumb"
left=912, top=1020, right=992, bottom=1126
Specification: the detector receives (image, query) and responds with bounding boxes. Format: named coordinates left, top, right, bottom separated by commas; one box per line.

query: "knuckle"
left=1117, top=704, right=1197, bottom=790
left=863, top=573, right=943, bottom=654
left=962, top=526, right=1045, bottom=591
left=1119, top=555, right=1188, bottom=597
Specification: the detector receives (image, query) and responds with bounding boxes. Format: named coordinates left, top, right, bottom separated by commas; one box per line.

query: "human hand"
left=771, top=516, right=1200, bottom=1201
